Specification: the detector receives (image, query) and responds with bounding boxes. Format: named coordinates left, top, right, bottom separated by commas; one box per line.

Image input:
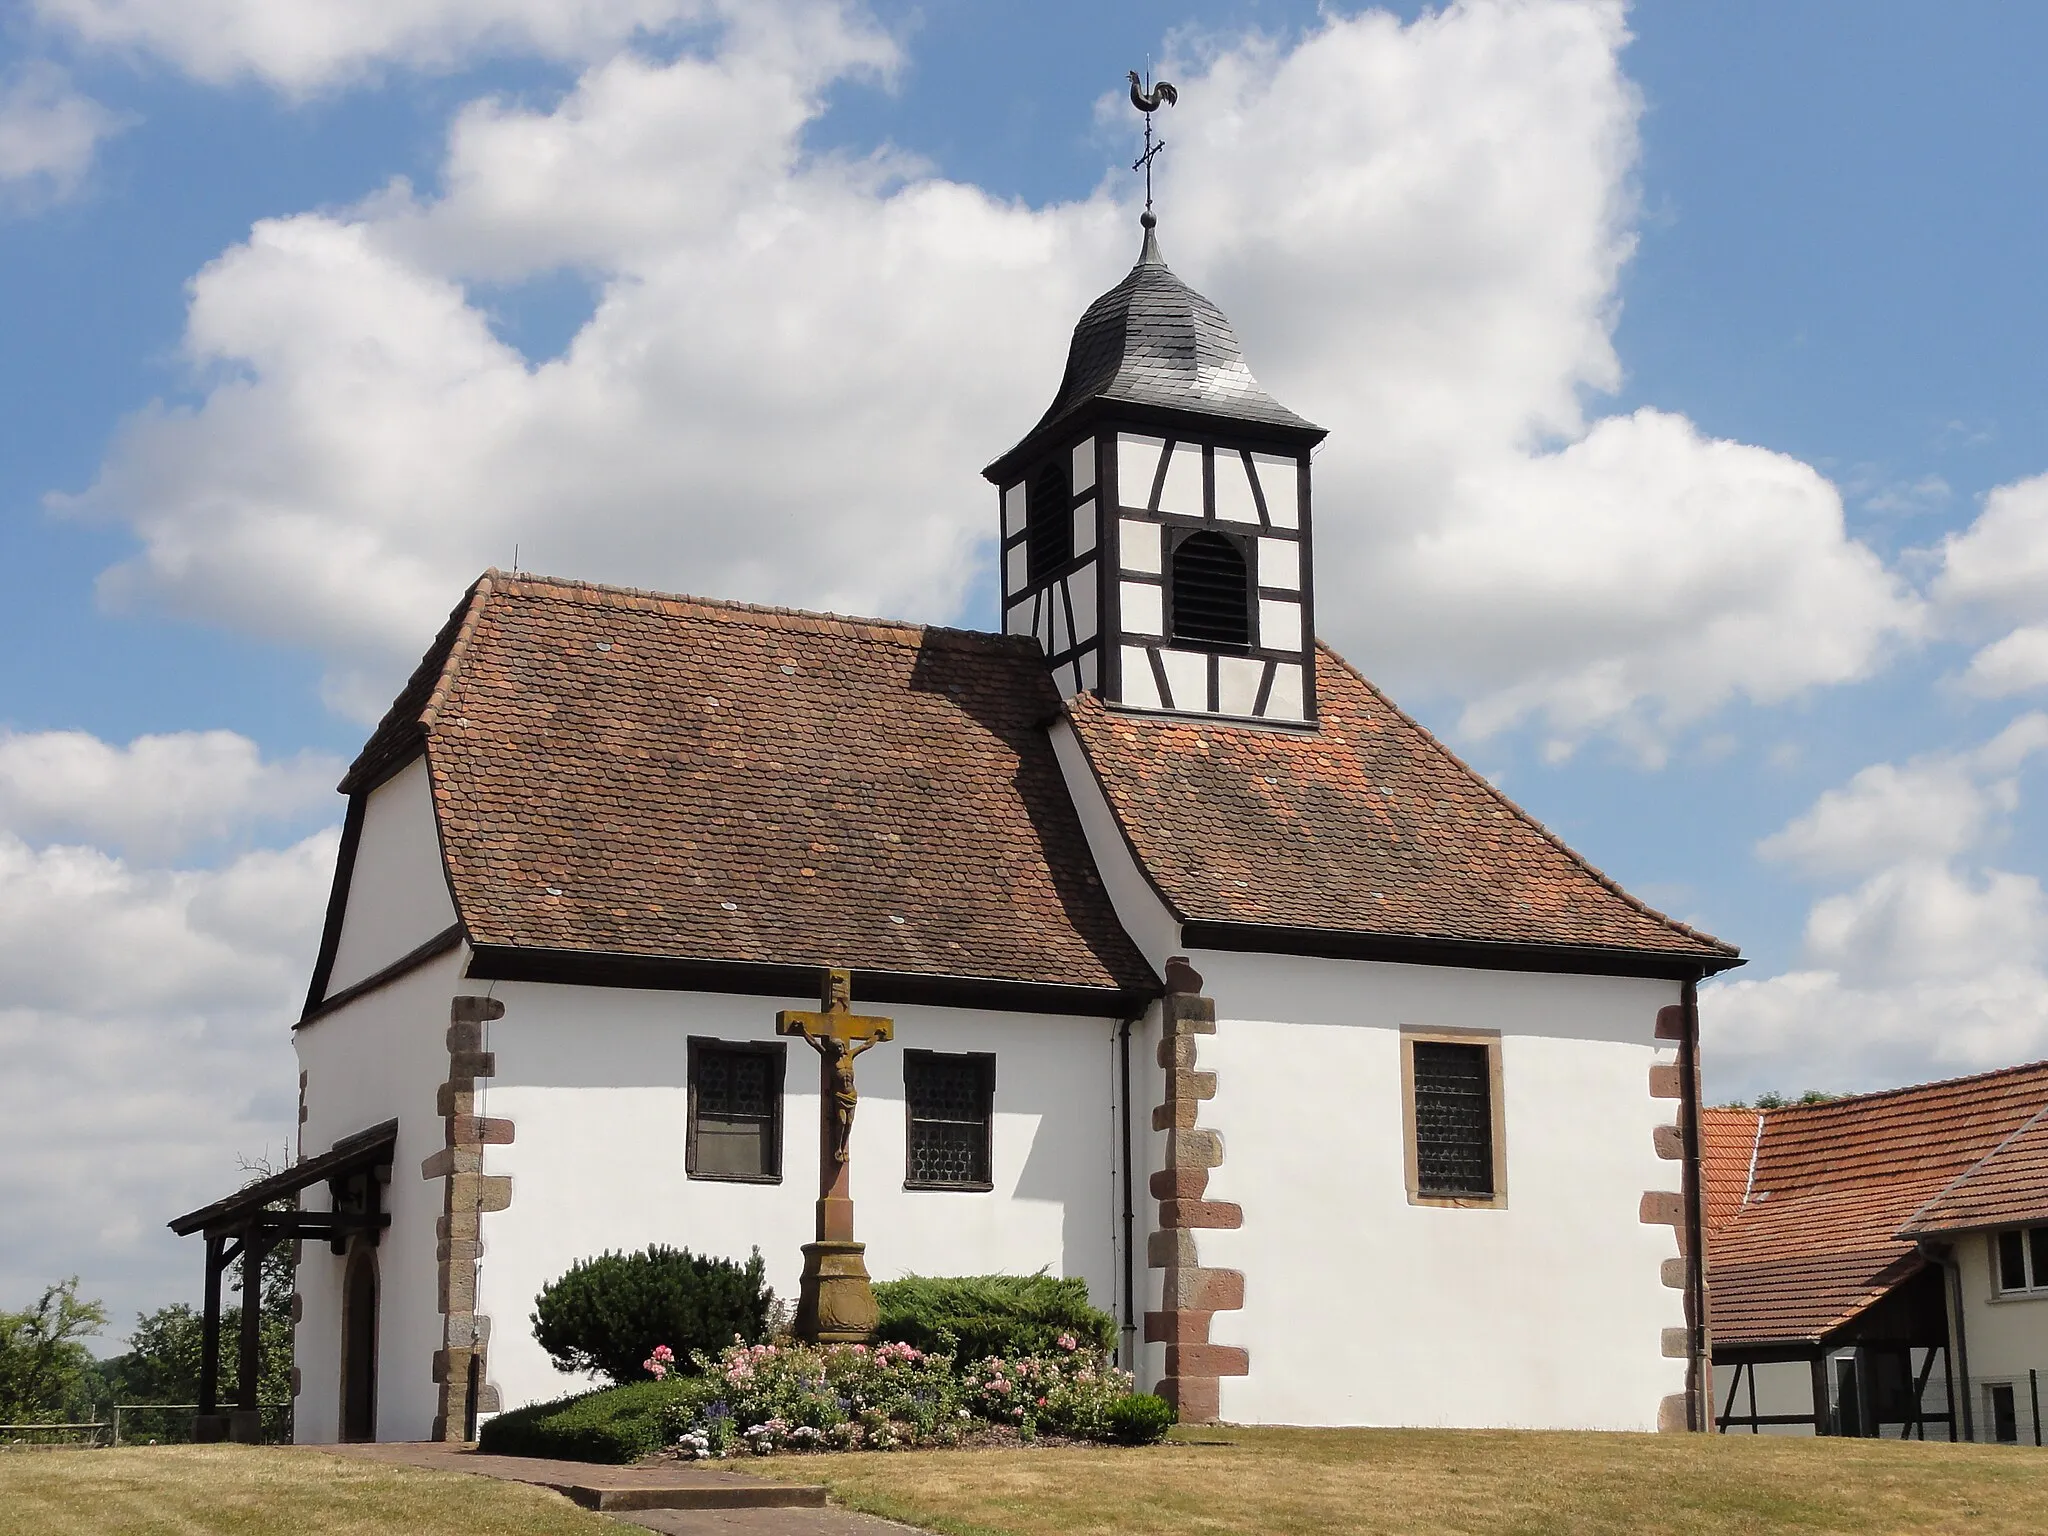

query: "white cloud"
left=1755, top=716, right=2048, bottom=878
left=0, top=827, right=333, bottom=1336
left=1936, top=472, right=2048, bottom=697
left=61, top=0, right=1914, bottom=751
left=0, top=729, right=342, bottom=861
left=0, top=62, right=124, bottom=204
left=0, top=726, right=339, bottom=1330
left=1705, top=719, right=2048, bottom=1098
left=36, top=0, right=721, bottom=92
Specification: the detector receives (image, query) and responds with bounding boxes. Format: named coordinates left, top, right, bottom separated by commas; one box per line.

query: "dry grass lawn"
left=0, top=1444, right=612, bottom=1536
left=754, top=1425, right=2048, bottom=1536
left=6, top=1429, right=2048, bottom=1535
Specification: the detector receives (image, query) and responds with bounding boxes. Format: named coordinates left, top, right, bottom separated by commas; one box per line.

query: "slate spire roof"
left=986, top=220, right=1323, bottom=481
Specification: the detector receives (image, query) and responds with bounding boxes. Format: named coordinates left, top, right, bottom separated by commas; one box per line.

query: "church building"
left=264, top=211, right=1740, bottom=1442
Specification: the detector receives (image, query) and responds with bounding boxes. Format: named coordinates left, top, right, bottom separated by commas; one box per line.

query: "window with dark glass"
left=1026, top=462, right=1072, bottom=582
left=1988, top=1382, right=2020, bottom=1443
left=1412, top=1041, right=1494, bottom=1198
left=1170, top=531, right=1251, bottom=652
left=1995, top=1225, right=2048, bottom=1293
left=687, top=1040, right=784, bottom=1182
left=904, top=1050, right=994, bottom=1189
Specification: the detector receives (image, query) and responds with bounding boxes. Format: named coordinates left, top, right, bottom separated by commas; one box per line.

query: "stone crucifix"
left=777, top=968, right=894, bottom=1343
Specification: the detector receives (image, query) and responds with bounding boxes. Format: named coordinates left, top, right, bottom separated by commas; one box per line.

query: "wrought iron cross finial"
left=1127, top=68, right=1178, bottom=221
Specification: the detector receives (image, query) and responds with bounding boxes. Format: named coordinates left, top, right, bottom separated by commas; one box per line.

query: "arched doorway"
left=339, top=1240, right=378, bottom=1442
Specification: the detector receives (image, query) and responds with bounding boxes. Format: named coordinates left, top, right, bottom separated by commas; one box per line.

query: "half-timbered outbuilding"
left=1705, top=1062, right=2048, bottom=1442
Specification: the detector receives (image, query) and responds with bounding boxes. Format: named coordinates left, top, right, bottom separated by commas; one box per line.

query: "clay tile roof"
left=1703, top=1061, right=2048, bottom=1347
left=362, top=572, right=1156, bottom=998
left=1063, top=645, right=1737, bottom=964
left=1899, top=1105, right=2048, bottom=1236
left=1701, top=1107, right=1760, bottom=1233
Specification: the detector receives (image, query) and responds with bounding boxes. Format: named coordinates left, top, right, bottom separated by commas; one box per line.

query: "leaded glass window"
left=1412, top=1041, right=1494, bottom=1198
left=905, top=1050, right=994, bottom=1189
left=688, top=1040, right=784, bottom=1182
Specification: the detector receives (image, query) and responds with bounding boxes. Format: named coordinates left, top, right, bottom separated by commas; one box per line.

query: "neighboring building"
left=175, top=216, right=1740, bottom=1443
left=1705, top=1062, right=2048, bottom=1443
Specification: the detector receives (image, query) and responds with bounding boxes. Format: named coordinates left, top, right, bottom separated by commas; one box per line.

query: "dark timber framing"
left=168, top=1121, right=396, bottom=1443
left=1179, top=921, right=1744, bottom=982
left=298, top=923, right=464, bottom=1027
left=465, top=943, right=1153, bottom=1018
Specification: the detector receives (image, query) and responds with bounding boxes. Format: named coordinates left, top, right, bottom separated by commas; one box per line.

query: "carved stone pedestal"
left=794, top=1239, right=879, bottom=1344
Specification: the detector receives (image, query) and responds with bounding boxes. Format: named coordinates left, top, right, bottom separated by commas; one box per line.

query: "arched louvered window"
left=1171, top=531, right=1251, bottom=652
left=1026, top=462, right=1072, bottom=582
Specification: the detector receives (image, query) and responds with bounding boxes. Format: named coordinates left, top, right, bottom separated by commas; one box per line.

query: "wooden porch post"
left=195, top=1235, right=226, bottom=1442
left=231, top=1225, right=266, bottom=1443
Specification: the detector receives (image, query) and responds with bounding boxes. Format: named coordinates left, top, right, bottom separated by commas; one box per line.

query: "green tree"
left=102, top=1248, right=294, bottom=1410
left=0, top=1278, right=107, bottom=1422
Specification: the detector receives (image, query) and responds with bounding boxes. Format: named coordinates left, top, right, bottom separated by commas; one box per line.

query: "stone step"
left=549, top=1478, right=828, bottom=1512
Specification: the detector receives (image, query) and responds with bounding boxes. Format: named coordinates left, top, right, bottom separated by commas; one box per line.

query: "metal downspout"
left=1118, top=1013, right=1139, bottom=1373
left=1681, top=976, right=1712, bottom=1430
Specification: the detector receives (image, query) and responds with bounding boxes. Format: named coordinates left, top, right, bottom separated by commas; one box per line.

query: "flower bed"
left=651, top=1335, right=1165, bottom=1458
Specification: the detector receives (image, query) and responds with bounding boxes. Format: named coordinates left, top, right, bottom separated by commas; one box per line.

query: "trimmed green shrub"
left=1105, top=1391, right=1176, bottom=1445
left=478, top=1379, right=690, bottom=1463
left=872, top=1273, right=1115, bottom=1363
left=531, top=1245, right=773, bottom=1385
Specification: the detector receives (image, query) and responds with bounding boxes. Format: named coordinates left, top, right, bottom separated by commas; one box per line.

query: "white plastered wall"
left=293, top=946, right=467, bottom=1443
left=1194, top=950, right=1685, bottom=1428
left=326, top=756, right=458, bottom=994
left=1955, top=1232, right=2048, bottom=1437
left=472, top=982, right=1121, bottom=1415
left=1052, top=713, right=1689, bottom=1428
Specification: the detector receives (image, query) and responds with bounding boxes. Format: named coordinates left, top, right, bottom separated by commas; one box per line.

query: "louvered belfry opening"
left=1026, top=461, right=1072, bottom=582
left=1170, top=530, right=1251, bottom=652
left=1413, top=1042, right=1494, bottom=1197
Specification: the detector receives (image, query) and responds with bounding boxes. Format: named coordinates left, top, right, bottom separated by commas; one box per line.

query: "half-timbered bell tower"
left=983, top=215, right=1327, bottom=724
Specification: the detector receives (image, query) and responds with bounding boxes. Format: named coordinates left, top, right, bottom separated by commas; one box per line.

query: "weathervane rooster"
left=1128, top=70, right=1179, bottom=114
left=1128, top=70, right=1178, bottom=219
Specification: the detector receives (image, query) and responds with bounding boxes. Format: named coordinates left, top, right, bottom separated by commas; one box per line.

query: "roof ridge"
left=481, top=569, right=1030, bottom=654
left=1897, top=1101, right=2048, bottom=1236
left=418, top=573, right=496, bottom=734
left=1761, top=1056, right=2048, bottom=1118
left=1742, top=1108, right=1766, bottom=1213
left=1315, top=642, right=1739, bottom=958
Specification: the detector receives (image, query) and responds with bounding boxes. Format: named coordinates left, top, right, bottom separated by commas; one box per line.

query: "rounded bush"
left=1105, top=1391, right=1176, bottom=1445
left=871, top=1273, right=1116, bottom=1362
left=531, top=1245, right=772, bottom=1385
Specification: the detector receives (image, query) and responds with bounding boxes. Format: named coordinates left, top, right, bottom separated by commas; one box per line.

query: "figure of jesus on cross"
left=777, top=968, right=894, bottom=1342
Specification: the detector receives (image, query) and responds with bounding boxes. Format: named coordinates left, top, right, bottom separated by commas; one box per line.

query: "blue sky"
left=3, top=0, right=2046, bottom=1326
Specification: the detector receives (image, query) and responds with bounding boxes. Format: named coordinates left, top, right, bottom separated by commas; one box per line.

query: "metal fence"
left=0, top=1422, right=111, bottom=1449
left=0, top=1404, right=293, bottom=1449
left=1957, top=1373, right=2047, bottom=1446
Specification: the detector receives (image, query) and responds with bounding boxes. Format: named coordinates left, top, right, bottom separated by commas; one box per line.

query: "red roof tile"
left=1064, top=647, right=1737, bottom=962
left=1704, top=1063, right=2048, bottom=1347
left=354, top=573, right=1157, bottom=998
left=1701, top=1107, right=1760, bottom=1234
left=1900, top=1106, right=2048, bottom=1236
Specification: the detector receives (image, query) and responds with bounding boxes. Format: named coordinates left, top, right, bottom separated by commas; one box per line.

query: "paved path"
left=306, top=1441, right=921, bottom=1532
left=617, top=1507, right=927, bottom=1535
